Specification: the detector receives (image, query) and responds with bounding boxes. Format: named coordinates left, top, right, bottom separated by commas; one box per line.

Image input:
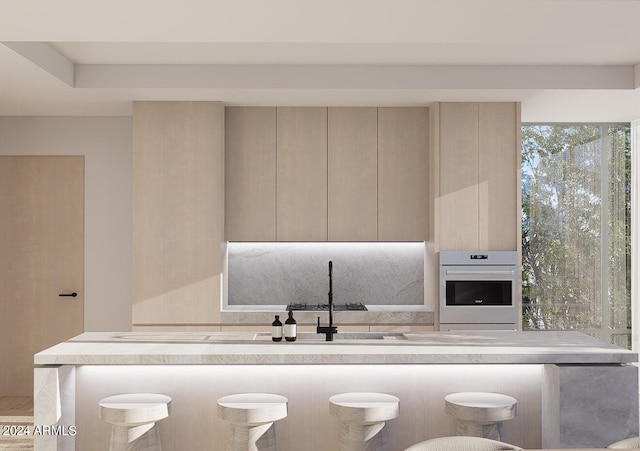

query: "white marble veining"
left=220, top=305, right=434, bottom=325
left=227, top=242, right=424, bottom=306
left=557, top=365, right=639, bottom=448
left=34, top=331, right=637, bottom=366
left=33, top=366, right=75, bottom=451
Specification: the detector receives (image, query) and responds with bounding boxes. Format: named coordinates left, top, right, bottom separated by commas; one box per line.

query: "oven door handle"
left=445, top=270, right=515, bottom=276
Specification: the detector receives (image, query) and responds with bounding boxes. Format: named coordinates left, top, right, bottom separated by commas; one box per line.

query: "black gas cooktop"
left=287, top=302, right=368, bottom=311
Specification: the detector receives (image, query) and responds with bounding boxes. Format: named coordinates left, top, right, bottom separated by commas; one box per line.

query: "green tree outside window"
left=522, top=124, right=631, bottom=348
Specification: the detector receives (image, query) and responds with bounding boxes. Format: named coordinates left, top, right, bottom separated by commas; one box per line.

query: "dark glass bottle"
left=271, top=315, right=283, bottom=342
left=284, top=310, right=297, bottom=342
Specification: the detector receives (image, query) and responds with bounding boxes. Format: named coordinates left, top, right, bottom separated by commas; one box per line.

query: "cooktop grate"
left=287, top=302, right=368, bottom=311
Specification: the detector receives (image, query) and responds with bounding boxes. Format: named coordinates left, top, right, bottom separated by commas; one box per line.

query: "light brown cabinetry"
left=225, top=107, right=276, bottom=241
left=432, top=102, right=520, bottom=251
left=378, top=107, right=429, bottom=241
left=478, top=103, right=520, bottom=250
left=437, top=103, right=480, bottom=249
left=276, top=107, right=328, bottom=241
left=225, top=106, right=429, bottom=242
left=132, top=101, right=225, bottom=325
left=328, top=107, right=378, bottom=241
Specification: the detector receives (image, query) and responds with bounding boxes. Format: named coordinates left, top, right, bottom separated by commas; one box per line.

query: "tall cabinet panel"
left=434, top=102, right=520, bottom=251
left=132, top=101, right=224, bottom=325
left=479, top=103, right=520, bottom=250
left=225, top=107, right=276, bottom=241
left=378, top=107, right=429, bottom=241
left=438, top=103, right=480, bottom=250
left=328, top=107, right=378, bottom=241
left=276, top=107, right=328, bottom=241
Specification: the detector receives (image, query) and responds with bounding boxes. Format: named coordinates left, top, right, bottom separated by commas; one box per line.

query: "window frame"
left=521, top=122, right=632, bottom=347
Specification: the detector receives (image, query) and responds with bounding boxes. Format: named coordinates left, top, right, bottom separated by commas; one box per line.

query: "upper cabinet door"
left=438, top=102, right=480, bottom=250
left=133, top=101, right=225, bottom=325
left=478, top=103, right=520, bottom=251
left=434, top=102, right=520, bottom=251
left=378, top=107, right=429, bottom=241
left=328, top=107, right=378, bottom=241
left=226, top=106, right=431, bottom=242
left=225, top=107, right=276, bottom=241
left=276, top=107, right=328, bottom=241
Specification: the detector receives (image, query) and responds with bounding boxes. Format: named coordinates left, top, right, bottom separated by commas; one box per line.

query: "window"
left=521, top=124, right=631, bottom=348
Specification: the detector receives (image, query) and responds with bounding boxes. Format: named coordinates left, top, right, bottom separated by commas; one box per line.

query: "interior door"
left=0, top=156, right=84, bottom=396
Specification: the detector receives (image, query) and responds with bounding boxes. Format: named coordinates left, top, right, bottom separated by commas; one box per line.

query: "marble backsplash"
left=227, top=242, right=424, bottom=306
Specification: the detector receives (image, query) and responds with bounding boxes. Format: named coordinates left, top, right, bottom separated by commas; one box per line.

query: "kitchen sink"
left=254, top=332, right=407, bottom=341
left=100, top=332, right=408, bottom=344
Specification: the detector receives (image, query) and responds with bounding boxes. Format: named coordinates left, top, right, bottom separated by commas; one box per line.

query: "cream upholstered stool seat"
left=444, top=392, right=517, bottom=442
left=98, top=393, right=171, bottom=451
left=329, top=392, right=400, bottom=451
left=217, top=393, right=288, bottom=451
left=404, top=436, right=522, bottom=451
left=607, top=437, right=640, bottom=449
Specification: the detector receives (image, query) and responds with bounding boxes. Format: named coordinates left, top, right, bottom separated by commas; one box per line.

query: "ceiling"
left=1, top=0, right=639, bottom=121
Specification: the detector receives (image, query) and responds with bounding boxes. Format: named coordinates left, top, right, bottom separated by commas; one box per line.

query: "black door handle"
left=58, top=292, right=77, bottom=297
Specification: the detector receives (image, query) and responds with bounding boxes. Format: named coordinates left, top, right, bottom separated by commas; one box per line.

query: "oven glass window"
left=446, top=281, right=512, bottom=306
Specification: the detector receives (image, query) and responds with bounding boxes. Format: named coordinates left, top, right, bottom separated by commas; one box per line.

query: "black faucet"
left=317, top=260, right=338, bottom=341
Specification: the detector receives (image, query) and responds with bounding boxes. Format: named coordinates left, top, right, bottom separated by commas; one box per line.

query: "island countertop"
left=34, top=330, right=637, bottom=366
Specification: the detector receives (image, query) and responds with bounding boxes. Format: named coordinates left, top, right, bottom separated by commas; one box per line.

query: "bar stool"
left=329, top=392, right=400, bottom=451
left=444, top=392, right=517, bottom=441
left=608, top=437, right=640, bottom=449
left=405, top=436, right=522, bottom=451
left=217, top=393, right=288, bottom=451
left=98, top=393, right=171, bottom=451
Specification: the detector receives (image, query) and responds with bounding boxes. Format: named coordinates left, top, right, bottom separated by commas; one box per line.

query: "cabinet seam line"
left=377, top=107, right=379, bottom=241
left=478, top=103, right=481, bottom=250
left=275, top=108, right=278, bottom=241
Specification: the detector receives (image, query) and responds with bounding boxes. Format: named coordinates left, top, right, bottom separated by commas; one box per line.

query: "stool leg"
left=455, top=420, right=503, bottom=441
left=109, top=422, right=161, bottom=451
left=227, top=422, right=274, bottom=451
left=339, top=421, right=389, bottom=451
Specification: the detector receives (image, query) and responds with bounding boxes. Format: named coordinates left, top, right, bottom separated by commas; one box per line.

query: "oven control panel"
left=440, top=251, right=518, bottom=266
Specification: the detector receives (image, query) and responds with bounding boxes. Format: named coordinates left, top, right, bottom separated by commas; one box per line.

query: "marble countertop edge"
left=33, top=353, right=636, bottom=366
left=33, top=331, right=637, bottom=366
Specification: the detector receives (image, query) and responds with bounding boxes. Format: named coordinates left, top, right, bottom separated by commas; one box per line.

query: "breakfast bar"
left=34, top=331, right=638, bottom=451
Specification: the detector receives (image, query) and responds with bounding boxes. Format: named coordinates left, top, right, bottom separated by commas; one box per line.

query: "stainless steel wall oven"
left=439, top=251, right=519, bottom=330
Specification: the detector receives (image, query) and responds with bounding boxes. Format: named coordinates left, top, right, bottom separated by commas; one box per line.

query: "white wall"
left=0, top=117, right=132, bottom=331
